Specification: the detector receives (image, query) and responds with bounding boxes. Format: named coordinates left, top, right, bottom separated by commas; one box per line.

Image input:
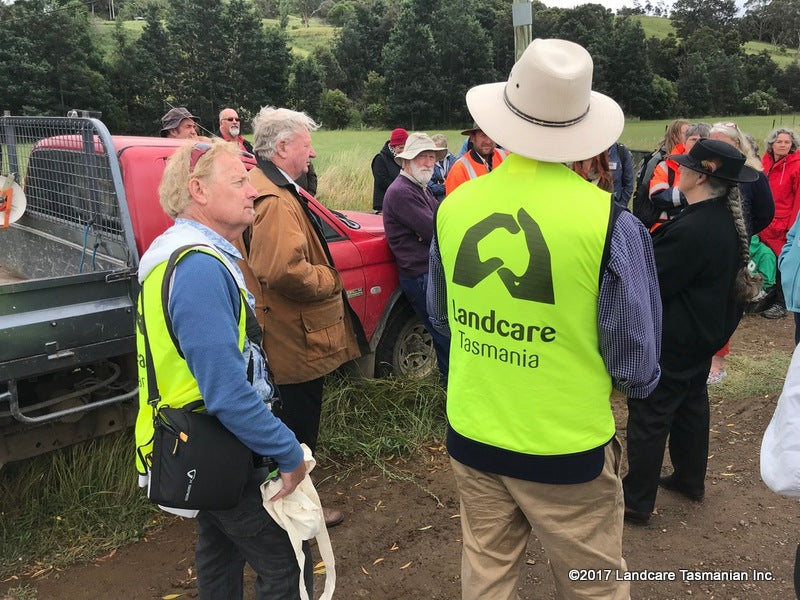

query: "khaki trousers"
left=451, top=439, right=629, bottom=600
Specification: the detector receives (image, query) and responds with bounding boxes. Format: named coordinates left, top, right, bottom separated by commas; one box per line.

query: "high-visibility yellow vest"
left=134, top=246, right=248, bottom=475
left=437, top=153, right=615, bottom=457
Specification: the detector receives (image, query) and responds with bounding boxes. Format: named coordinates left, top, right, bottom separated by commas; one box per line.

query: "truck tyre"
left=374, top=304, right=436, bottom=379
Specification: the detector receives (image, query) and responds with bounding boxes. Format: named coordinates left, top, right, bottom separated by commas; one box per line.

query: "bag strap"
left=140, top=245, right=270, bottom=409
left=138, top=282, right=162, bottom=410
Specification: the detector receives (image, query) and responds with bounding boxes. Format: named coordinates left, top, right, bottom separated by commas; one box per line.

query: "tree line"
left=0, top=0, right=799, bottom=135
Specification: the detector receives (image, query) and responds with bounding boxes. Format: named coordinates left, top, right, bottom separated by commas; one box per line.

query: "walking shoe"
left=761, top=304, right=788, bottom=319
left=323, top=507, right=344, bottom=528
left=624, top=506, right=651, bottom=525
left=659, top=474, right=704, bottom=502
left=706, top=369, right=727, bottom=385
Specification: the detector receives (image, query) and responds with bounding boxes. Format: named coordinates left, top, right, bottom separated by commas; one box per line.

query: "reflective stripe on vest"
left=437, top=154, right=615, bottom=456
left=455, top=149, right=508, bottom=180
left=134, top=246, right=249, bottom=475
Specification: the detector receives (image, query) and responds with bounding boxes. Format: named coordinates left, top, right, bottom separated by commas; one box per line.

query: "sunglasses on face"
left=222, top=117, right=240, bottom=122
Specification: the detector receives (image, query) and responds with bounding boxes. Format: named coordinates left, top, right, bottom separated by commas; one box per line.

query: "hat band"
left=503, top=88, right=589, bottom=128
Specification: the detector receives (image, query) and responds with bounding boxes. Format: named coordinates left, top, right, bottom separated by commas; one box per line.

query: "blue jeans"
left=400, top=273, right=450, bottom=384
left=196, top=468, right=313, bottom=600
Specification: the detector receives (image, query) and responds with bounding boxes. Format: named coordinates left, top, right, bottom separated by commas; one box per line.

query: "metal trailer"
left=0, top=116, right=139, bottom=467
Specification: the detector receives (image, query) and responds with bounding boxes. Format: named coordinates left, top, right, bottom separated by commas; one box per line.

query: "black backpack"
left=632, top=148, right=672, bottom=229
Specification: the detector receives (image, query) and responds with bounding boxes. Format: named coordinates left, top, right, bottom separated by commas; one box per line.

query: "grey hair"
left=431, top=134, right=448, bottom=149
left=765, top=127, right=800, bottom=157
left=251, top=106, right=319, bottom=160
left=723, top=184, right=763, bottom=301
left=710, top=122, right=762, bottom=172
left=685, top=122, right=711, bottom=140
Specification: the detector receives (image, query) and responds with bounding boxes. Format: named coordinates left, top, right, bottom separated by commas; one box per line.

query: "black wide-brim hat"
left=668, top=138, right=758, bottom=183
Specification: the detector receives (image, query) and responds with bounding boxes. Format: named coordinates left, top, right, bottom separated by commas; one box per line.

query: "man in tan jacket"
left=237, top=106, right=363, bottom=527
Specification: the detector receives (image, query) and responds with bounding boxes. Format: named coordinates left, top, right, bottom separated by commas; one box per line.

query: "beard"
left=407, top=163, right=434, bottom=186
left=229, top=126, right=240, bottom=137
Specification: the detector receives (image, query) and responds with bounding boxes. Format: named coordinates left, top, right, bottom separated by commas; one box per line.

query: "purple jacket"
left=382, top=173, right=437, bottom=278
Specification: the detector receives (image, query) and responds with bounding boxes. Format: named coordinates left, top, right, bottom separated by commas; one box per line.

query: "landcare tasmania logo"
left=452, top=208, right=554, bottom=303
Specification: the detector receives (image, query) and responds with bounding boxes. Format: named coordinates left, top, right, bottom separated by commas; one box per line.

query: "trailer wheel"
left=374, top=304, right=436, bottom=379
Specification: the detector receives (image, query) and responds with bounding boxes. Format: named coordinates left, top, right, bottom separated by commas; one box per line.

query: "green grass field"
left=632, top=14, right=675, bottom=39
left=310, top=115, right=800, bottom=210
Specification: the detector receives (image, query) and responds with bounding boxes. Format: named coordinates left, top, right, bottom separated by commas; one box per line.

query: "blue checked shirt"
left=427, top=210, right=661, bottom=399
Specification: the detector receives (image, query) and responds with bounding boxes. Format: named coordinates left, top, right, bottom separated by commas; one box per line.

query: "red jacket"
left=760, top=151, right=800, bottom=255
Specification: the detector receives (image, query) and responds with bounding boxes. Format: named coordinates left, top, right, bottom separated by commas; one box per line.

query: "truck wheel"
left=375, top=305, right=436, bottom=379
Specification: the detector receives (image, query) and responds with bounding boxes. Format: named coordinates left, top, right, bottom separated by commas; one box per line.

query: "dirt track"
left=2, top=314, right=799, bottom=600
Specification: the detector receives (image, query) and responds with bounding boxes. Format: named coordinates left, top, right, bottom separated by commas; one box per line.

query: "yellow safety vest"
left=134, top=246, right=248, bottom=475
left=437, top=153, right=615, bottom=457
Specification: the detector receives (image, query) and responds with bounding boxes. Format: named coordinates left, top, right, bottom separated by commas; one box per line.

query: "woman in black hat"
left=623, top=138, right=762, bottom=525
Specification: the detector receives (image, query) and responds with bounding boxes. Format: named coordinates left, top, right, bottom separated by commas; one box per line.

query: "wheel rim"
left=395, top=322, right=436, bottom=378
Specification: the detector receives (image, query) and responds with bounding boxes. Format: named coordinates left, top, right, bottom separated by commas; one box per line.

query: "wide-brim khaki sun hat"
left=465, top=38, right=624, bottom=163
left=394, top=132, right=448, bottom=165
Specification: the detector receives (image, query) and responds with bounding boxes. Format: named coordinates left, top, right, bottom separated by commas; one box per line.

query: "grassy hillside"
left=634, top=14, right=799, bottom=66
left=93, top=15, right=335, bottom=59
left=632, top=14, right=675, bottom=39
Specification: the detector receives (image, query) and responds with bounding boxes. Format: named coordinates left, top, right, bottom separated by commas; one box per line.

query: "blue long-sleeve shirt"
left=427, top=210, right=661, bottom=399
left=167, top=224, right=303, bottom=473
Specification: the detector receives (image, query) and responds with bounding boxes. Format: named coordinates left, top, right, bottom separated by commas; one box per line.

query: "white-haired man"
left=428, top=39, right=662, bottom=599
left=382, top=132, right=450, bottom=384
left=235, top=107, right=365, bottom=528
left=218, top=107, right=253, bottom=153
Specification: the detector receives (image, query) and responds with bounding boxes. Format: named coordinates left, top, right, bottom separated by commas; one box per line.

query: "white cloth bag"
left=761, top=343, right=800, bottom=498
left=261, top=444, right=336, bottom=600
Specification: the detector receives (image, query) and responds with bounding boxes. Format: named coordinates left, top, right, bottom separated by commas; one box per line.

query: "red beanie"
left=389, top=128, right=408, bottom=146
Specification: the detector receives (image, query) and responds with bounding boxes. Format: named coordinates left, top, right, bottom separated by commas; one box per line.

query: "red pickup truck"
left=0, top=116, right=434, bottom=467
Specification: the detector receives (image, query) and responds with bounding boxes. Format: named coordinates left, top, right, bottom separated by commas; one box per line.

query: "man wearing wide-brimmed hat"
left=427, top=39, right=662, bottom=599
left=382, top=132, right=451, bottom=384
left=160, top=107, right=199, bottom=139
left=444, top=123, right=507, bottom=196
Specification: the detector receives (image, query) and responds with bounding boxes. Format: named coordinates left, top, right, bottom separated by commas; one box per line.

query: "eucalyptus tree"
left=429, top=0, right=495, bottom=126
left=0, top=0, right=113, bottom=119
left=380, top=0, right=438, bottom=128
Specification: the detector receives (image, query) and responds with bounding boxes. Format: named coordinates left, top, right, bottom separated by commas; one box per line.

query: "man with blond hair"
left=236, top=107, right=366, bottom=527
left=135, top=139, right=310, bottom=598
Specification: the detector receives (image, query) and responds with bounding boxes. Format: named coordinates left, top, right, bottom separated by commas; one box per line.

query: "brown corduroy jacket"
left=235, top=160, right=362, bottom=384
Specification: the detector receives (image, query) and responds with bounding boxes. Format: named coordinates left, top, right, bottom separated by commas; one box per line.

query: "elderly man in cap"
left=371, top=127, right=408, bottom=213
left=382, top=132, right=451, bottom=384
left=444, top=123, right=507, bottom=196
left=428, top=39, right=662, bottom=599
left=218, top=107, right=253, bottom=153
left=160, top=107, right=198, bottom=139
